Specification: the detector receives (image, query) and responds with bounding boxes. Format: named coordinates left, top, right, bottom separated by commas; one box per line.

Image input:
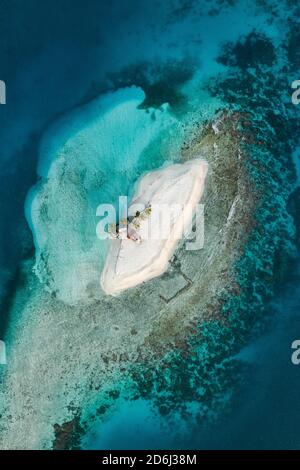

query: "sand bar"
left=101, top=159, right=208, bottom=295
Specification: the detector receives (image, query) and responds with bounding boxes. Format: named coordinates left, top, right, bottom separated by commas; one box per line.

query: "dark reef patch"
left=52, top=416, right=84, bottom=450
left=107, top=59, right=196, bottom=111
left=217, top=31, right=276, bottom=69
left=167, top=0, right=196, bottom=23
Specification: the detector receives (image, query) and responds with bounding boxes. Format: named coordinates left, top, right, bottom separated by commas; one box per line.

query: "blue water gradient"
left=0, top=0, right=300, bottom=449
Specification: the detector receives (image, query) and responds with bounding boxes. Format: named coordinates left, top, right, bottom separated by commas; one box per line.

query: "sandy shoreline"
left=101, top=159, right=208, bottom=295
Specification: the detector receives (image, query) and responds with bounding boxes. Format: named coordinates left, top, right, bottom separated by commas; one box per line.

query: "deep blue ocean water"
left=1, top=0, right=300, bottom=449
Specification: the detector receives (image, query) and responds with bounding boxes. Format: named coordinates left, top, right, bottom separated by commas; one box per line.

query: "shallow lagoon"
left=25, top=86, right=177, bottom=304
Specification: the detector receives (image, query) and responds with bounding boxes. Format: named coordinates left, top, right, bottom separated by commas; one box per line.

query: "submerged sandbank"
left=25, top=87, right=176, bottom=305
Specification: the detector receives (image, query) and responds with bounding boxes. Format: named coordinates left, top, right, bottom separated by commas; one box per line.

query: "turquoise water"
left=0, top=0, right=300, bottom=450
left=25, top=86, right=180, bottom=304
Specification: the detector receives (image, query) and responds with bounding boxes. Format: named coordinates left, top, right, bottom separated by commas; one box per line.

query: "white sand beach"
left=101, top=159, right=208, bottom=295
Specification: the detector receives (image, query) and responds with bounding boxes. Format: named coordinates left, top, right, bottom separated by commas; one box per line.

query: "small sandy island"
left=101, top=159, right=208, bottom=295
